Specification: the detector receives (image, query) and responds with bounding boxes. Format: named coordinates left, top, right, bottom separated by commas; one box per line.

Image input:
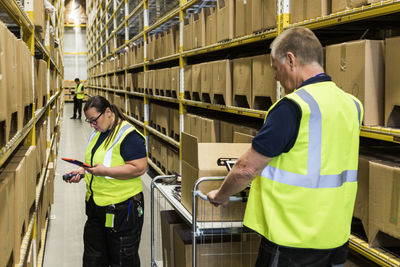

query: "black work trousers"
left=83, top=193, right=144, bottom=267
left=255, top=237, right=348, bottom=267
left=73, top=97, right=83, bottom=118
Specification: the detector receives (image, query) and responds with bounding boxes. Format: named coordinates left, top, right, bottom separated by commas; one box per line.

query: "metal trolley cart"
left=151, top=174, right=260, bottom=267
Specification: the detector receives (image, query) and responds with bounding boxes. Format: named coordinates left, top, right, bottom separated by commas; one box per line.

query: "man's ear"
left=286, top=52, right=296, bottom=69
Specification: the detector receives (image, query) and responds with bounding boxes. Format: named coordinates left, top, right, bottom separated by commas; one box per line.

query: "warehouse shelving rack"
left=86, top=0, right=400, bottom=265
left=0, top=0, right=64, bottom=266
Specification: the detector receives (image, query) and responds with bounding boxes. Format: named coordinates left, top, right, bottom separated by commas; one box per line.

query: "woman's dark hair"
left=84, top=95, right=134, bottom=149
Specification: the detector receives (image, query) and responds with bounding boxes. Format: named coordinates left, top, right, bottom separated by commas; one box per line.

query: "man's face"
left=271, top=54, right=297, bottom=94
left=75, top=80, right=79, bottom=85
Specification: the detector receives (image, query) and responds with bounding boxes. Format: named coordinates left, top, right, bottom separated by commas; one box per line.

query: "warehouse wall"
left=63, top=27, right=87, bottom=80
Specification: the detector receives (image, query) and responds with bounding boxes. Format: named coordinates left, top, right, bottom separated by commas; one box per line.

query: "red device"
left=62, top=158, right=92, bottom=168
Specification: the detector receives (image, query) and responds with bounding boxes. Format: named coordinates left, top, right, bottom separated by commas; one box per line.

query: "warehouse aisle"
left=44, top=103, right=152, bottom=267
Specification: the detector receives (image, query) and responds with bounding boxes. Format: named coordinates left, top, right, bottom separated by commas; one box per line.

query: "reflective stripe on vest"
left=103, top=123, right=132, bottom=179
left=261, top=89, right=361, bottom=189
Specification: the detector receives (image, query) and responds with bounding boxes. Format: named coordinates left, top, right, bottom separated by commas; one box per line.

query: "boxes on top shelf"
left=0, top=22, right=8, bottom=123
left=332, top=0, right=367, bottom=13
left=326, top=40, right=384, bottom=126
left=384, top=36, right=400, bottom=128
left=235, top=0, right=252, bottom=38
left=217, top=0, right=235, bottom=42
left=252, top=0, right=276, bottom=32
left=183, top=17, right=193, bottom=51
left=192, top=11, right=206, bottom=49
left=205, top=7, right=217, bottom=46
left=191, top=64, right=202, bottom=101
left=291, top=0, right=330, bottom=24
left=181, top=132, right=251, bottom=222
left=34, top=0, right=46, bottom=38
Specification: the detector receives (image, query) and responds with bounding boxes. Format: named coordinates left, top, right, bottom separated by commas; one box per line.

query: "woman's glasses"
left=85, top=110, right=104, bottom=125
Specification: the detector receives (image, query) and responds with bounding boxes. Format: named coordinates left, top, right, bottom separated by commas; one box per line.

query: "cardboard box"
left=252, top=0, right=276, bottom=32
left=220, top=121, right=234, bottom=142
left=189, top=114, right=201, bottom=140
left=217, top=0, right=235, bottom=42
left=3, top=158, right=27, bottom=263
left=200, top=63, right=213, bottom=102
left=184, top=65, right=192, bottom=98
left=205, top=7, right=217, bottom=46
left=183, top=18, right=193, bottom=51
left=0, top=22, right=8, bottom=122
left=157, top=105, right=170, bottom=135
left=164, top=68, right=171, bottom=94
left=326, top=40, right=384, bottom=126
left=191, top=64, right=202, bottom=100
left=15, top=146, right=37, bottom=224
left=173, top=223, right=260, bottom=266
left=192, top=12, right=206, bottom=48
left=5, top=25, right=18, bottom=115
left=167, top=147, right=180, bottom=174
left=235, top=0, right=252, bottom=38
left=385, top=37, right=400, bottom=127
left=369, top=160, right=400, bottom=246
left=233, top=132, right=254, bottom=143
left=211, top=60, right=232, bottom=106
left=252, top=54, right=275, bottom=110
left=332, top=0, right=367, bottom=13
left=0, top=171, right=15, bottom=267
left=169, top=108, right=180, bottom=138
left=201, top=118, right=220, bottom=142
left=291, top=0, right=330, bottom=23
left=233, top=57, right=252, bottom=108
left=161, top=210, right=186, bottom=267
left=181, top=132, right=250, bottom=221
left=34, top=0, right=45, bottom=36
left=170, top=67, right=180, bottom=98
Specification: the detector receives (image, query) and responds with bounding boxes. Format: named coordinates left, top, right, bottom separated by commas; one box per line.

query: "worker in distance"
left=207, top=27, right=363, bottom=266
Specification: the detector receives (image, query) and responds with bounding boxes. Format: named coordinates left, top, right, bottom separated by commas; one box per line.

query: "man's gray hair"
left=270, top=27, right=323, bottom=66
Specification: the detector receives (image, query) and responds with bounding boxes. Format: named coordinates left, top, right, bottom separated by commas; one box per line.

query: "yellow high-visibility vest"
left=243, top=81, right=363, bottom=249
left=85, top=120, right=146, bottom=206
left=76, top=83, right=84, bottom=99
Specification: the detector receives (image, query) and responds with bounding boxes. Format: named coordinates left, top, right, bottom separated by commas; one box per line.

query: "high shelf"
left=0, top=0, right=64, bottom=266
left=86, top=0, right=400, bottom=266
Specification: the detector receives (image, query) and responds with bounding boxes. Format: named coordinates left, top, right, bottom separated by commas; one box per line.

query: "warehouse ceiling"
left=64, top=0, right=87, bottom=25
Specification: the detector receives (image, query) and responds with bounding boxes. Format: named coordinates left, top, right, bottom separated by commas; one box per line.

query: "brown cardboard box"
left=217, top=0, right=235, bottom=42
left=252, top=54, right=275, bottom=110
left=164, top=68, right=171, bottom=94
left=201, top=118, right=220, bottom=142
left=15, top=146, right=37, bottom=224
left=169, top=108, right=180, bottom=138
left=252, top=0, right=276, bottom=32
left=3, top=158, right=27, bottom=263
left=191, top=64, right=202, bottom=101
left=167, top=147, right=180, bottom=174
left=0, top=171, right=15, bottom=267
left=326, top=40, right=384, bottom=126
left=211, top=60, right=232, bottom=106
left=0, top=23, right=8, bottom=122
left=160, top=144, right=168, bottom=172
left=170, top=67, right=180, bottom=98
left=181, top=132, right=250, bottom=221
left=332, top=0, right=367, bottom=13
left=183, top=18, right=193, bottom=51
left=189, top=114, right=201, bottom=140
left=200, top=63, right=213, bottom=102
left=34, top=0, right=45, bottom=36
left=369, top=160, right=400, bottom=246
left=233, top=57, right=252, bottom=108
left=205, top=7, right=217, bottom=46
left=157, top=105, right=170, bottom=135
left=184, top=65, right=192, bottom=98
left=233, top=132, right=254, bottom=143
left=235, top=0, right=252, bottom=38
left=291, top=0, right=330, bottom=23
left=220, top=121, right=234, bottom=142
left=138, top=72, right=144, bottom=90
left=15, top=41, right=26, bottom=131
left=192, top=12, right=206, bottom=48
left=161, top=210, right=186, bottom=267
left=173, top=223, right=260, bottom=266
left=385, top=37, right=400, bottom=127
left=146, top=70, right=154, bottom=93
left=5, top=25, right=18, bottom=115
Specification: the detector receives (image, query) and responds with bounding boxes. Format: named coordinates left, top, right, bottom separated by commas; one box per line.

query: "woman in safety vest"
left=65, top=95, right=147, bottom=267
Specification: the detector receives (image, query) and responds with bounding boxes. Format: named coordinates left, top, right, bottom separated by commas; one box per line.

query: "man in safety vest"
left=207, top=27, right=363, bottom=266
left=71, top=78, right=85, bottom=119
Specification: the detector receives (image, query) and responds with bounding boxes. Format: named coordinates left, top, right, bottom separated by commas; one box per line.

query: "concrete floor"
left=43, top=103, right=152, bottom=267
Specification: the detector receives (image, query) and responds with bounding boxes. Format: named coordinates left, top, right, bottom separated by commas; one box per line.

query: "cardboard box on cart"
left=181, top=132, right=250, bottom=221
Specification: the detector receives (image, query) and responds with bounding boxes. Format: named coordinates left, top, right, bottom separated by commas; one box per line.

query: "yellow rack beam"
left=148, top=158, right=165, bottom=175
left=146, top=125, right=180, bottom=148
left=349, top=234, right=400, bottom=267
left=0, top=0, right=34, bottom=34
left=361, top=126, right=400, bottom=143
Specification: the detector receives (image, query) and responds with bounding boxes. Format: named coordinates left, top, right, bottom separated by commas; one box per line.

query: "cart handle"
left=193, top=176, right=248, bottom=203
left=195, top=190, right=245, bottom=202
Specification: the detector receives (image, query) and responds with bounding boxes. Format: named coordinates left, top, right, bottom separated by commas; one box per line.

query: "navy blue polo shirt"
left=252, top=73, right=332, bottom=158
left=92, top=128, right=147, bottom=162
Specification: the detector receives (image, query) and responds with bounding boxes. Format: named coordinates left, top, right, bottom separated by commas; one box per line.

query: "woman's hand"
left=86, top=164, right=108, bottom=176
left=64, top=167, right=85, bottom=183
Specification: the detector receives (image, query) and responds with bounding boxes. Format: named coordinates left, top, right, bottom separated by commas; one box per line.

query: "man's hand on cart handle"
left=207, top=189, right=230, bottom=207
